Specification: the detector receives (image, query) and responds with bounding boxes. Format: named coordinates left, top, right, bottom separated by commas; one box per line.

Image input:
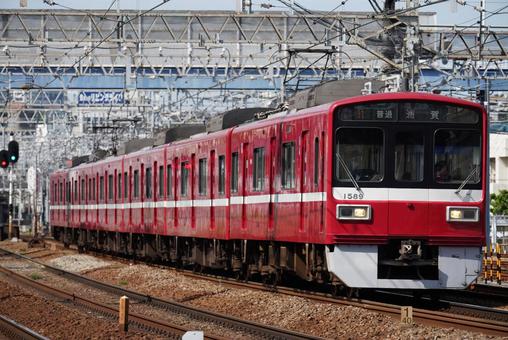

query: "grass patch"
left=30, top=273, right=43, bottom=280
left=118, top=280, right=128, bottom=286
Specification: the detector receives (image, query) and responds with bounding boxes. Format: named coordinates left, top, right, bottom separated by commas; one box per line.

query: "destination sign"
left=78, top=91, right=124, bottom=106
left=339, top=101, right=479, bottom=124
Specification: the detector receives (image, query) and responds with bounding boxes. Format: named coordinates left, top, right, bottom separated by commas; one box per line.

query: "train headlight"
left=446, top=206, right=479, bottom=222
left=337, top=204, right=371, bottom=221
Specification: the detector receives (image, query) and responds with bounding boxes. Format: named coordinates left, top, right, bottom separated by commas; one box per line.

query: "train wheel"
left=346, top=287, right=359, bottom=299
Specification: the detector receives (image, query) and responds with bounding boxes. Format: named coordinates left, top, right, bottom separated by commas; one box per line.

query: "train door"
left=299, top=130, right=309, bottom=235
left=241, top=142, right=249, bottom=230
left=210, top=150, right=215, bottom=231
left=268, top=136, right=277, bottom=235
left=387, top=127, right=429, bottom=236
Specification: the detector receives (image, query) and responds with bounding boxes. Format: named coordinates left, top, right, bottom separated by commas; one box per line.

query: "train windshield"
left=434, top=129, right=481, bottom=184
left=336, top=128, right=384, bottom=182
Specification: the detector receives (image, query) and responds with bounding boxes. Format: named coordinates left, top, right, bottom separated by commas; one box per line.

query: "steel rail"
left=0, top=313, right=50, bottom=340
left=0, top=247, right=322, bottom=340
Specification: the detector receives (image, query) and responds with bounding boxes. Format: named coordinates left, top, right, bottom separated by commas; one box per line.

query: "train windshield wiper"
left=455, top=166, right=479, bottom=194
left=336, top=151, right=362, bottom=193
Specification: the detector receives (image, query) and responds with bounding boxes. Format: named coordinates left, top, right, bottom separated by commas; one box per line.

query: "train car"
left=49, top=92, right=486, bottom=290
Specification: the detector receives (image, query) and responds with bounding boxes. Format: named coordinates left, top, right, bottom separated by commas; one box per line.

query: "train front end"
left=325, top=93, right=486, bottom=289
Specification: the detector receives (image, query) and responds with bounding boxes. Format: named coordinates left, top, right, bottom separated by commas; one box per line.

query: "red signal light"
left=0, top=150, right=9, bottom=169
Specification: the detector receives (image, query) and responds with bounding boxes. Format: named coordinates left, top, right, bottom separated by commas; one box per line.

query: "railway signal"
left=8, top=140, right=18, bottom=163
left=0, top=150, right=9, bottom=168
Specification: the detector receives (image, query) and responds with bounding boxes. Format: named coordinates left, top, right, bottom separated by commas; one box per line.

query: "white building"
left=490, top=133, right=508, bottom=194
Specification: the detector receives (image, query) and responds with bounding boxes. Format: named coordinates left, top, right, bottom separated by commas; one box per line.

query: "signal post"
left=0, top=133, right=19, bottom=239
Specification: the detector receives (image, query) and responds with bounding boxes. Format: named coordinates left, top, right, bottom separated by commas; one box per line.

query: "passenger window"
left=282, top=142, right=296, bottom=189
left=124, top=172, right=128, bottom=200
left=253, top=147, right=265, bottom=191
left=159, top=165, right=164, bottom=197
left=336, top=128, right=384, bottom=182
left=218, top=155, right=225, bottom=194
left=99, top=176, right=104, bottom=200
left=81, top=179, right=85, bottom=201
left=108, top=174, right=114, bottom=200
left=146, top=167, right=152, bottom=199
left=314, top=137, right=319, bottom=186
left=394, top=131, right=424, bottom=182
left=198, top=158, right=207, bottom=195
left=231, top=152, right=239, bottom=193
left=181, top=162, right=189, bottom=196
left=167, top=165, right=172, bottom=197
left=133, top=170, right=139, bottom=198
left=117, top=173, right=122, bottom=199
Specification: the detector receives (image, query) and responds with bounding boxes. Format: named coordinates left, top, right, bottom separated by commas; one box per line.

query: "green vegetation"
left=491, top=190, right=508, bottom=215
left=118, top=279, right=128, bottom=286
left=30, top=273, right=43, bottom=280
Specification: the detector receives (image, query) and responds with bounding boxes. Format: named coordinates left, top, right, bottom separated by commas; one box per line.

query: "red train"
left=49, top=92, right=486, bottom=290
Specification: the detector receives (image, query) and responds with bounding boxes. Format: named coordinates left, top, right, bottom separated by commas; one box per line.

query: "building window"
left=146, top=167, right=152, bottom=199
left=218, top=155, right=225, bottom=194
left=167, top=165, right=172, bottom=197
left=181, top=162, right=189, bottom=196
left=108, top=174, right=114, bottom=200
left=198, top=158, right=207, bottom=195
left=133, top=170, right=139, bottom=198
left=99, top=176, right=104, bottom=200
left=159, top=165, right=164, bottom=197
left=253, top=147, right=265, bottom=191
left=231, top=152, right=238, bottom=193
left=282, top=142, right=296, bottom=189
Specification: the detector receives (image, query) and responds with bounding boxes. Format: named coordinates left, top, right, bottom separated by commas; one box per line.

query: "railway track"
left=0, top=313, right=49, bottom=340
left=0, top=246, right=322, bottom=340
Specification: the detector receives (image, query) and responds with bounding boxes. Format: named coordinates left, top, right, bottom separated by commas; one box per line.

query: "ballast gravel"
left=47, top=254, right=112, bottom=273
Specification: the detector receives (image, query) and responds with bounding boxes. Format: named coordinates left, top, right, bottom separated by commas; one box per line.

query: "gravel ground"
left=1, top=240, right=506, bottom=339
left=0, top=276, right=154, bottom=339
left=48, top=254, right=113, bottom=273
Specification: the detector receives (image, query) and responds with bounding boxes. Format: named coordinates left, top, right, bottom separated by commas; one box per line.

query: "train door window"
left=53, top=182, right=57, bottom=202
left=281, top=142, right=296, bottom=189
left=133, top=170, right=139, bottom=198
left=181, top=162, right=189, bottom=196
left=218, top=155, right=225, bottom=194
left=124, top=172, right=128, bottom=200
left=159, top=165, right=164, bottom=197
left=81, top=179, right=85, bottom=201
left=314, top=137, right=319, bottom=186
left=394, top=131, right=424, bottom=182
left=99, top=176, right=104, bottom=200
left=59, top=183, right=63, bottom=203
left=117, top=173, right=122, bottom=199
left=231, top=152, right=239, bottom=193
left=336, top=128, right=384, bottom=182
left=108, top=174, right=114, bottom=200
left=167, top=165, right=172, bottom=197
left=92, top=177, right=96, bottom=200
left=88, top=179, right=92, bottom=200
left=66, top=182, right=70, bottom=203
left=198, top=158, right=207, bottom=195
left=146, top=167, right=152, bottom=199
left=253, top=147, right=265, bottom=191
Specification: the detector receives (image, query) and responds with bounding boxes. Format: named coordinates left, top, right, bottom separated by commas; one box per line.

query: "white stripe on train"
left=49, top=188, right=482, bottom=210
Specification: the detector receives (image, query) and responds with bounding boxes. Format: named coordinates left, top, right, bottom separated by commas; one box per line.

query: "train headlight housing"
left=337, top=204, right=371, bottom=221
left=446, top=206, right=479, bottom=222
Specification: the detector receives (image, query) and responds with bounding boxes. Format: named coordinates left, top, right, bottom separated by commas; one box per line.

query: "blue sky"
left=1, top=0, right=507, bottom=26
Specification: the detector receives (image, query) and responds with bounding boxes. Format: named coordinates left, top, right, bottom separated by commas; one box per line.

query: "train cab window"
left=133, top=170, right=139, bottom=198
left=146, top=167, right=152, bottom=199
left=99, top=176, right=104, bottom=200
left=218, top=155, right=225, bottom=194
left=434, top=129, right=481, bottom=184
left=198, top=158, right=207, bottom=195
left=336, top=128, right=384, bottom=182
left=159, top=165, right=164, bottom=197
left=108, top=174, right=114, bottom=200
left=167, top=165, right=172, bottom=197
left=314, top=138, right=319, bottom=186
left=124, top=172, right=129, bottom=200
left=231, top=152, right=239, bottom=193
left=394, top=131, right=424, bottom=182
left=181, top=162, right=189, bottom=196
left=117, top=173, right=122, bottom=199
left=282, top=142, right=296, bottom=189
left=81, top=179, right=85, bottom=201
left=253, top=147, right=265, bottom=191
